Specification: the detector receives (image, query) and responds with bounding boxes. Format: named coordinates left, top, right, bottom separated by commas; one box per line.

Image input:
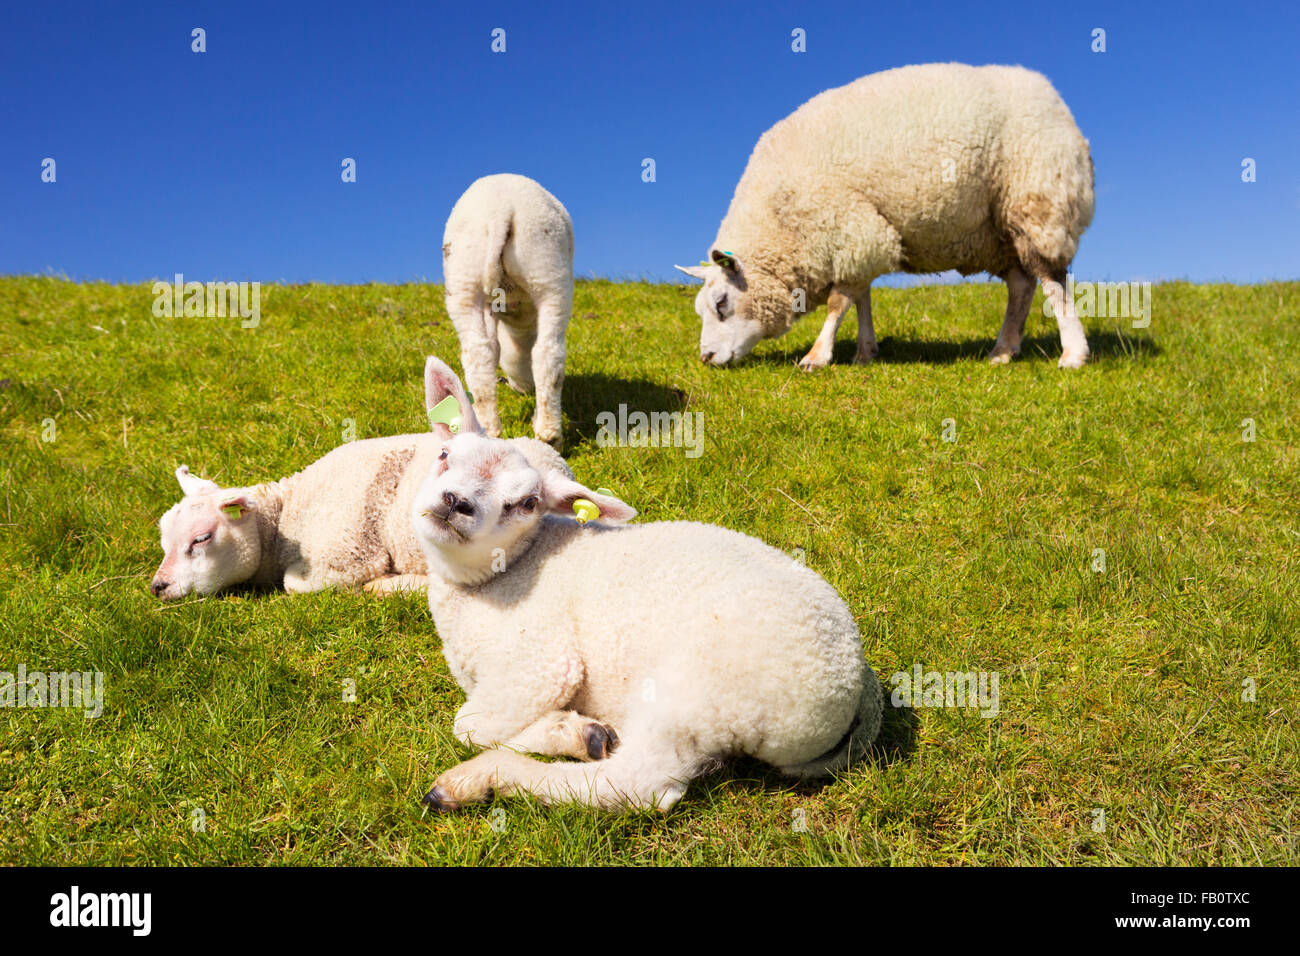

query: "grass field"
left=0, top=275, right=1297, bottom=865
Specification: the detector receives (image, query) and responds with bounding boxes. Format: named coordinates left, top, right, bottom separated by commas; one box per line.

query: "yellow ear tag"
left=222, top=504, right=242, bottom=520
left=427, top=395, right=462, bottom=434
left=572, top=499, right=600, bottom=524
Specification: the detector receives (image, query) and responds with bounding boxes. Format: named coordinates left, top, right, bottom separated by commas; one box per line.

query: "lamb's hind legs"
left=422, top=743, right=694, bottom=812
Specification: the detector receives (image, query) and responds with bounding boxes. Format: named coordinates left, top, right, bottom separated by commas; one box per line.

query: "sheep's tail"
left=779, top=669, right=884, bottom=779
left=482, top=214, right=512, bottom=296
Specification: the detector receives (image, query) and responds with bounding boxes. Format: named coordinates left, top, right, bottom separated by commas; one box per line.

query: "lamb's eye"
left=192, top=533, right=212, bottom=545
left=438, top=449, right=449, bottom=461
left=520, top=496, right=539, bottom=513
left=713, top=293, right=729, bottom=319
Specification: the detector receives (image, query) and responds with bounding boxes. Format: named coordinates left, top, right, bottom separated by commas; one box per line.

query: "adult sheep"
left=442, top=174, right=574, bottom=449
left=676, top=63, right=1095, bottom=370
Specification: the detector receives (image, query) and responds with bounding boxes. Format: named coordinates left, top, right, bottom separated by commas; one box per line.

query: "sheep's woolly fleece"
left=442, top=173, right=575, bottom=447
left=689, top=63, right=1094, bottom=361
left=423, top=516, right=882, bottom=809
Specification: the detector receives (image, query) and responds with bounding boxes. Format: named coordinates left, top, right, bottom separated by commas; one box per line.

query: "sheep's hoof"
left=987, top=350, right=1014, bottom=365
left=797, top=354, right=829, bottom=372
left=1058, top=350, right=1089, bottom=369
left=422, top=786, right=462, bottom=812
left=583, top=723, right=620, bottom=760
left=852, top=347, right=879, bottom=365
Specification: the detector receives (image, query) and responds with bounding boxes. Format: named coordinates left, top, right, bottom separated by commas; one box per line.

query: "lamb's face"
left=411, top=433, right=547, bottom=564
left=415, top=354, right=638, bottom=585
left=153, top=495, right=261, bottom=600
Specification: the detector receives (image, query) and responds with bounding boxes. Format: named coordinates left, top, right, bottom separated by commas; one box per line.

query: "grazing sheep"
left=442, top=173, right=574, bottom=449
left=412, top=356, right=882, bottom=812
left=675, top=63, right=1095, bottom=370
left=151, top=434, right=572, bottom=600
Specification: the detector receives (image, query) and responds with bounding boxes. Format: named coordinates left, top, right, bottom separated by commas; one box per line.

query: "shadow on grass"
left=560, top=372, right=690, bottom=450
left=745, top=330, right=1161, bottom=368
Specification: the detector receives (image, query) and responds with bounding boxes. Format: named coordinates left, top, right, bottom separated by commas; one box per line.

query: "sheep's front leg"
left=798, top=290, right=855, bottom=371
left=529, top=301, right=569, bottom=449
left=504, top=709, right=620, bottom=761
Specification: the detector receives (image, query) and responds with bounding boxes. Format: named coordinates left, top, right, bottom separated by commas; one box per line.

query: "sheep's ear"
left=216, top=494, right=251, bottom=522
left=424, top=356, right=483, bottom=439
left=176, top=465, right=219, bottom=497
left=540, top=476, right=637, bottom=525
left=710, top=249, right=741, bottom=273
left=674, top=264, right=709, bottom=281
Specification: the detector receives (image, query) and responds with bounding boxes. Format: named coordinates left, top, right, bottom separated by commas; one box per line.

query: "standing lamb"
left=442, top=174, right=574, bottom=449
left=151, top=430, right=572, bottom=601
left=675, top=63, right=1095, bottom=370
left=412, top=356, right=883, bottom=812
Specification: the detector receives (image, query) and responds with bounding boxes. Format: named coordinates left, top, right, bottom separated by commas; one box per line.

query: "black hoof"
left=422, top=786, right=460, bottom=812
left=583, top=723, right=620, bottom=760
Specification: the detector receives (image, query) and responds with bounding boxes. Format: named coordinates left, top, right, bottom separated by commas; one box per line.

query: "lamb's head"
left=675, top=250, right=792, bottom=366
left=413, top=356, right=636, bottom=586
left=151, top=466, right=263, bottom=600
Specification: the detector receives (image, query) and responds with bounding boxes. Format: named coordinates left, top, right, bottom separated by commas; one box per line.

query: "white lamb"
left=442, top=173, right=574, bottom=449
left=412, top=356, right=883, bottom=812
left=151, top=430, right=571, bottom=600
left=676, top=63, right=1095, bottom=371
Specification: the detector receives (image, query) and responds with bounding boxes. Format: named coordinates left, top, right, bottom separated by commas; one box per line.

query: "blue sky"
left=2, top=0, right=1296, bottom=285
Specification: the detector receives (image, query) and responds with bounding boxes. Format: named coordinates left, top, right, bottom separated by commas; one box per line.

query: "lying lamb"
left=151, top=428, right=572, bottom=600
left=442, top=173, right=574, bottom=449
left=413, top=356, right=883, bottom=812
left=676, top=63, right=1095, bottom=370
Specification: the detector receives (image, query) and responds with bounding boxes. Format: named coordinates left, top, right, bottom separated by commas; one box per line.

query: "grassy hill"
left=0, top=275, right=1296, bottom=864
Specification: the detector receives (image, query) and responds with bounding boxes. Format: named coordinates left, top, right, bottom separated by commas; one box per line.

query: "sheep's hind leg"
left=852, top=288, right=878, bottom=364
left=423, top=742, right=694, bottom=812
left=1035, top=267, right=1090, bottom=368
left=529, top=302, right=569, bottom=450
left=798, top=291, right=854, bottom=371
left=457, top=300, right=504, bottom=436
left=988, top=264, right=1035, bottom=365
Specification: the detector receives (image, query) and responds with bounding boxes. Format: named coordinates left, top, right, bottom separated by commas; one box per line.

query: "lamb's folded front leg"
left=505, top=709, right=619, bottom=761
left=454, top=701, right=619, bottom=761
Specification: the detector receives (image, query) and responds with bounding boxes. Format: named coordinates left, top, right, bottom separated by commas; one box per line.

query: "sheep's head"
left=413, top=356, right=636, bottom=586
left=151, top=467, right=262, bottom=600
left=675, top=250, right=791, bottom=366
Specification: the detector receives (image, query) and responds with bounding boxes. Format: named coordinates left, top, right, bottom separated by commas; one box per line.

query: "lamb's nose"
left=150, top=578, right=168, bottom=597
left=443, top=491, right=475, bottom=516
left=700, top=351, right=714, bottom=365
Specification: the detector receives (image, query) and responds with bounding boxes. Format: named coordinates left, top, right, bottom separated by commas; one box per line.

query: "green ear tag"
left=427, top=395, right=462, bottom=434
left=222, top=504, right=242, bottom=520
left=572, top=499, right=600, bottom=524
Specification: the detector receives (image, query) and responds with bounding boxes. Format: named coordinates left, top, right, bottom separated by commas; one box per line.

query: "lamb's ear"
left=424, top=356, right=483, bottom=439
left=216, top=494, right=252, bottom=522
left=540, top=476, right=637, bottom=525
left=674, top=264, right=709, bottom=281
left=176, top=465, right=219, bottom=497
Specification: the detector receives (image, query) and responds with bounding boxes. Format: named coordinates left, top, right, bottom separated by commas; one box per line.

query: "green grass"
left=1, top=274, right=1297, bottom=865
